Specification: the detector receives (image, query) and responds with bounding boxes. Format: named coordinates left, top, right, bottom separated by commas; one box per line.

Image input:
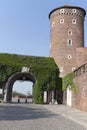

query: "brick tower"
left=49, top=5, right=86, bottom=77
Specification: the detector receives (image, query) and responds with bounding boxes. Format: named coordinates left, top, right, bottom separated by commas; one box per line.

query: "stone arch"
left=3, top=72, right=35, bottom=103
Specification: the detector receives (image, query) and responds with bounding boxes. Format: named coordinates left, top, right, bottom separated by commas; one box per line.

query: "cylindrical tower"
left=49, top=5, right=86, bottom=77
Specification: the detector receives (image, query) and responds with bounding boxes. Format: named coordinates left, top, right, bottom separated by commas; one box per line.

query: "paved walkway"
left=1, top=103, right=87, bottom=130
left=0, top=103, right=87, bottom=130
left=44, top=104, right=87, bottom=128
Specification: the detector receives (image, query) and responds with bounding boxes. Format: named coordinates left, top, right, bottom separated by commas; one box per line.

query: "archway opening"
left=12, top=80, right=33, bottom=103
left=4, top=72, right=35, bottom=103
left=0, top=89, right=2, bottom=94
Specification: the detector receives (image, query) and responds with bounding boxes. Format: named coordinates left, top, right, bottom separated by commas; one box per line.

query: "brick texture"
left=49, top=5, right=87, bottom=112
left=49, top=5, right=86, bottom=77
left=73, top=64, right=87, bottom=112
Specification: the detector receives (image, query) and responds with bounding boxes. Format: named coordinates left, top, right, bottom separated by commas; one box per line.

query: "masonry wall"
left=49, top=5, right=87, bottom=112
left=49, top=5, right=86, bottom=77
left=73, top=63, right=87, bottom=112
left=76, top=47, right=87, bottom=66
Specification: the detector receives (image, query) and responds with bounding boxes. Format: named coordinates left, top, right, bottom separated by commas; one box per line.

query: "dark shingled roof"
left=49, top=5, right=86, bottom=19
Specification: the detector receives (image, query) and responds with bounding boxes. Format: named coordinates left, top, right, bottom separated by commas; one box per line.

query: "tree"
left=12, top=91, right=17, bottom=97
left=27, top=91, right=32, bottom=96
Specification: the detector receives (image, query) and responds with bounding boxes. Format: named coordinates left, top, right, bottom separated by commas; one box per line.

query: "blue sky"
left=0, top=0, right=87, bottom=95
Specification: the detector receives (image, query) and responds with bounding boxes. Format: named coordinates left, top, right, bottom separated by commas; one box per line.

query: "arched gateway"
left=3, top=72, right=35, bottom=103
left=0, top=53, right=60, bottom=104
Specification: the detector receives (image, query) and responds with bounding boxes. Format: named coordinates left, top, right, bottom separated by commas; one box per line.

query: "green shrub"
left=62, top=72, right=78, bottom=93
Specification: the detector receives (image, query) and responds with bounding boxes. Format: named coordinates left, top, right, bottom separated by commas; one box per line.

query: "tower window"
left=72, top=67, right=76, bottom=71
left=72, top=19, right=76, bottom=24
left=67, top=55, right=72, bottom=59
left=60, top=19, right=64, bottom=24
left=59, top=67, right=64, bottom=72
left=72, top=9, right=76, bottom=13
left=51, top=22, right=55, bottom=28
left=67, top=39, right=72, bottom=46
left=60, top=9, right=64, bottom=13
left=68, top=30, right=72, bottom=35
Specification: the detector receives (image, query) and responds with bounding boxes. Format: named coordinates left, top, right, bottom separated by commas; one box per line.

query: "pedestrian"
left=18, top=98, right=20, bottom=103
left=25, top=98, right=27, bottom=103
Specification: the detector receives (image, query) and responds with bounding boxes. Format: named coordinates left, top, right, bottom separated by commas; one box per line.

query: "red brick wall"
left=73, top=63, right=87, bottom=112
left=76, top=47, right=87, bottom=66
left=49, top=5, right=87, bottom=112
left=49, top=5, right=86, bottom=77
